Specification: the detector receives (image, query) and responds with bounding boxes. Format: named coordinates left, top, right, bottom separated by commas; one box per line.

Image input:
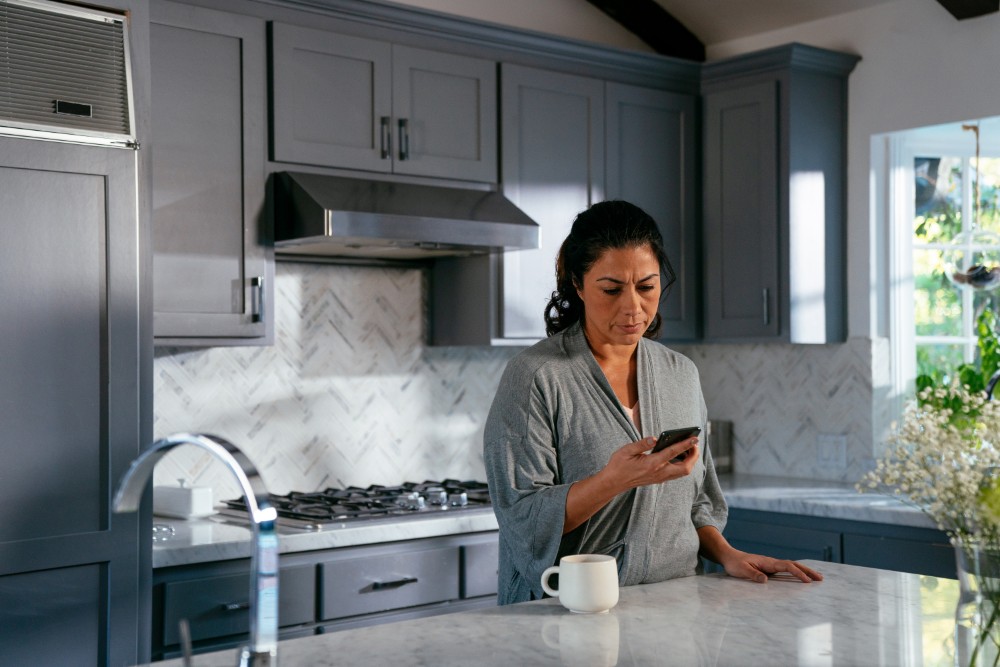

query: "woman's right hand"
left=603, top=435, right=700, bottom=491
left=563, top=435, right=699, bottom=534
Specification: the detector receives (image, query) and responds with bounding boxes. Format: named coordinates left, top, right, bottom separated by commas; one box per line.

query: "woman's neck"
left=582, top=324, right=639, bottom=407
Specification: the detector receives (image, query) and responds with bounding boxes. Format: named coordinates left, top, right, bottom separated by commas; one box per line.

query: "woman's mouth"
left=618, top=322, right=645, bottom=335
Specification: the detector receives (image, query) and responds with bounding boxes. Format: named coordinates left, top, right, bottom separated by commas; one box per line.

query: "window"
left=912, top=154, right=1000, bottom=381
left=881, top=119, right=1000, bottom=406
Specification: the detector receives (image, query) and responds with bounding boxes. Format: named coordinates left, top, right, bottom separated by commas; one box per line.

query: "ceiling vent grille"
left=0, top=0, right=135, bottom=146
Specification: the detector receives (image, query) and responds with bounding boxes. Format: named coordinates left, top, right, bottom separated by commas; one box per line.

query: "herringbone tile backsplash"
left=153, top=263, right=880, bottom=499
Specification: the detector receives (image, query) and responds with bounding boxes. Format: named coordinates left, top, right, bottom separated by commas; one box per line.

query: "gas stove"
left=216, top=479, right=491, bottom=531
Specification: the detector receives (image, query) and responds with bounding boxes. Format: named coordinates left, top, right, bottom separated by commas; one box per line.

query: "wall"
left=384, top=0, right=652, bottom=53
left=153, top=263, right=518, bottom=499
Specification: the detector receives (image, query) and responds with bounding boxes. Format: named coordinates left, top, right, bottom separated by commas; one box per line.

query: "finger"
left=784, top=562, right=823, bottom=582
left=764, top=560, right=822, bottom=583
left=665, top=439, right=699, bottom=463
left=634, top=437, right=658, bottom=454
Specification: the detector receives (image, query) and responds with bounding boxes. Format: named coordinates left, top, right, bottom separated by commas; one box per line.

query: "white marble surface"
left=720, top=473, right=937, bottom=529
left=152, top=474, right=936, bottom=568
left=151, top=508, right=499, bottom=568
left=150, top=560, right=962, bottom=666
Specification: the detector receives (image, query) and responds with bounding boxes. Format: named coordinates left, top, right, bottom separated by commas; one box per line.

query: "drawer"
left=162, top=564, right=315, bottom=645
left=462, top=540, right=499, bottom=598
left=320, top=546, right=459, bottom=621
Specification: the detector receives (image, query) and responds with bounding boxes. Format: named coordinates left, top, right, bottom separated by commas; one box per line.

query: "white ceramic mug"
left=540, top=554, right=620, bottom=614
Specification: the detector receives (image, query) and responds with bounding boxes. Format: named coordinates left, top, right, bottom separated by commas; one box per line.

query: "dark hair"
left=543, top=200, right=676, bottom=338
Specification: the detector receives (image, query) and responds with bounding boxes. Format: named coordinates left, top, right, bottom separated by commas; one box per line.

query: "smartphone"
left=651, top=426, right=701, bottom=461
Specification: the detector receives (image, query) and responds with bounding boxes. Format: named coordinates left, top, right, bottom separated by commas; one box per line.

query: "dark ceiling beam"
left=936, top=0, right=999, bottom=19
left=586, top=0, right=705, bottom=62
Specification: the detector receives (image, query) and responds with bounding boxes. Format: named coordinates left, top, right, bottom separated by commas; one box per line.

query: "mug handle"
left=541, top=565, right=560, bottom=597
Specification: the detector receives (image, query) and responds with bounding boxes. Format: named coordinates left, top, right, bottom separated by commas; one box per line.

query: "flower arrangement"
left=858, top=383, right=1000, bottom=541
left=858, top=382, right=1000, bottom=666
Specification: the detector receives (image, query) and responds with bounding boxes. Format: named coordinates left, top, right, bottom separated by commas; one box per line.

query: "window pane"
left=915, top=156, right=963, bottom=243
left=917, top=343, right=964, bottom=379
left=973, top=290, right=1000, bottom=326
left=914, top=248, right=962, bottom=336
left=976, top=157, right=1000, bottom=235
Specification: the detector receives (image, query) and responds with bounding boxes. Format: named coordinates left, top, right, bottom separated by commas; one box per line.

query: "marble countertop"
left=151, top=507, right=499, bottom=568
left=151, top=559, right=962, bottom=666
left=152, top=474, right=934, bottom=568
left=719, top=473, right=936, bottom=529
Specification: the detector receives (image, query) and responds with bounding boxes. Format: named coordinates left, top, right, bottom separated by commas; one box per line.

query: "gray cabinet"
left=432, top=66, right=701, bottom=346
left=0, top=137, right=145, bottom=666
left=431, top=64, right=604, bottom=345
left=721, top=508, right=955, bottom=579
left=152, top=532, right=499, bottom=660
left=151, top=1, right=271, bottom=345
left=606, top=83, right=700, bottom=341
left=499, top=64, right=605, bottom=341
left=701, top=44, right=858, bottom=343
left=271, top=23, right=497, bottom=182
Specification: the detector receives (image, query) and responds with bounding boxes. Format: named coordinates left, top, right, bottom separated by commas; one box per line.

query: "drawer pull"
left=221, top=601, right=250, bottom=612
left=369, top=577, right=418, bottom=592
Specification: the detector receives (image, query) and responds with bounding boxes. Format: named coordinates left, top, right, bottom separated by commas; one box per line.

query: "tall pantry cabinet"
left=0, top=140, right=146, bottom=664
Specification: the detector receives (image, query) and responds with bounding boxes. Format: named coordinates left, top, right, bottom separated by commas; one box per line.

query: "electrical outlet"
left=817, top=434, right=847, bottom=470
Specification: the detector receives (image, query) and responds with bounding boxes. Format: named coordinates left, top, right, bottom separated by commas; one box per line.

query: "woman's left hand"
left=720, top=550, right=823, bottom=583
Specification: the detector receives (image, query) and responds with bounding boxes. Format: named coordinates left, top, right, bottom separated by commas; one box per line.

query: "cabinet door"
left=151, top=2, right=269, bottom=343
left=606, top=83, right=699, bottom=341
left=500, top=65, right=604, bottom=340
left=703, top=81, right=780, bottom=339
left=724, top=517, right=841, bottom=563
left=271, top=23, right=392, bottom=172
left=0, top=137, right=143, bottom=667
left=392, top=45, right=497, bottom=182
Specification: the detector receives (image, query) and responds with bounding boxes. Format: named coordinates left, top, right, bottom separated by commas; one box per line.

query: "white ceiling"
left=653, top=0, right=900, bottom=45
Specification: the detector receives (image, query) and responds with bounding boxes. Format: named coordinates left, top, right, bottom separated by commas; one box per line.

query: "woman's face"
left=576, top=244, right=661, bottom=348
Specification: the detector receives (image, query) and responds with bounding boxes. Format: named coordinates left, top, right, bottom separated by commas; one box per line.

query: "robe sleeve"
left=691, top=440, right=729, bottom=532
left=484, top=362, right=571, bottom=604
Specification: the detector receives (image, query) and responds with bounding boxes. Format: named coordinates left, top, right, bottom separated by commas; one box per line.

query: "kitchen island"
left=153, top=560, right=961, bottom=666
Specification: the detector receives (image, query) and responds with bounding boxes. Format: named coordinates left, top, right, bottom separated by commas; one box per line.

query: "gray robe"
left=483, top=322, right=728, bottom=605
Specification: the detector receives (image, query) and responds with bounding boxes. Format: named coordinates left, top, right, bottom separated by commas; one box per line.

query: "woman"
left=483, top=200, right=821, bottom=605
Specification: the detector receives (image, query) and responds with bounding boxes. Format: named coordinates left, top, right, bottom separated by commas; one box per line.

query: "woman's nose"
left=625, top=288, right=642, bottom=313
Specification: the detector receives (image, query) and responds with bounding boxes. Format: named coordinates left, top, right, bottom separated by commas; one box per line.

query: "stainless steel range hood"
left=274, top=172, right=539, bottom=260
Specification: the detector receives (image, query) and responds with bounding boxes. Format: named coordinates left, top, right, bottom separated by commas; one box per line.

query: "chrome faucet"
left=113, top=433, right=279, bottom=667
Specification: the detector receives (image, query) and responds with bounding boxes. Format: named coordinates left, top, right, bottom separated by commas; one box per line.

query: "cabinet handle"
left=398, top=118, right=409, bottom=161
left=370, top=576, right=418, bottom=591
left=762, top=288, right=770, bottom=326
left=221, top=600, right=250, bottom=612
left=251, top=276, right=265, bottom=323
left=379, top=116, right=391, bottom=159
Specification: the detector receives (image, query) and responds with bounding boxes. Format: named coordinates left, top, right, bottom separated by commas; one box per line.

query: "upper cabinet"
left=701, top=43, right=859, bottom=343
left=606, top=83, right=699, bottom=341
left=150, top=1, right=271, bottom=345
left=270, top=23, right=497, bottom=182
left=497, top=64, right=606, bottom=341
left=431, top=65, right=700, bottom=346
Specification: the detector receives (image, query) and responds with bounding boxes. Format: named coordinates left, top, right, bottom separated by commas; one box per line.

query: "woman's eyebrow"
left=595, top=273, right=658, bottom=284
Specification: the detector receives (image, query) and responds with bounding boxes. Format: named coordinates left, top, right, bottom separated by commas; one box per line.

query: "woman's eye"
left=639, top=285, right=656, bottom=292
left=603, top=288, right=621, bottom=296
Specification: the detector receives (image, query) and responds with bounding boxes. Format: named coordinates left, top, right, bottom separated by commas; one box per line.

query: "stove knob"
left=398, top=492, right=425, bottom=510
left=448, top=492, right=468, bottom=507
left=428, top=490, right=448, bottom=506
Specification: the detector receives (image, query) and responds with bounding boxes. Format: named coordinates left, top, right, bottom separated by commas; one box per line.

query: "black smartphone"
left=651, top=426, right=701, bottom=461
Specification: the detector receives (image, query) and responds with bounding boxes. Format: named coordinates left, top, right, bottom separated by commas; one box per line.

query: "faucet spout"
left=114, top=433, right=279, bottom=667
